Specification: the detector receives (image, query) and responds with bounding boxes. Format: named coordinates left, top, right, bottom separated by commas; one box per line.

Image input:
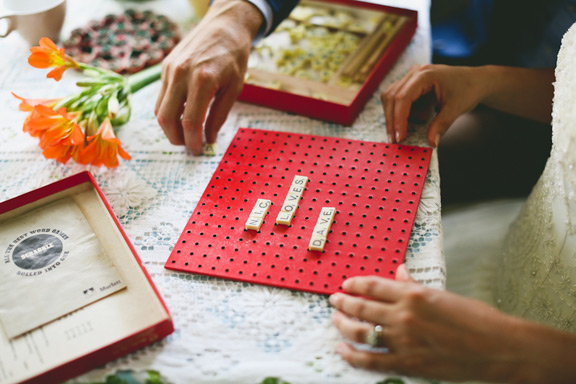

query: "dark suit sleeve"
left=265, top=0, right=300, bottom=34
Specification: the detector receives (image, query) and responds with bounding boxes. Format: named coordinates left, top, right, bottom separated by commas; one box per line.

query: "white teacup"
left=0, top=0, right=67, bottom=46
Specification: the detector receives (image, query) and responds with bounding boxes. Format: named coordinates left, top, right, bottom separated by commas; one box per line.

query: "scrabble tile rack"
left=165, top=128, right=432, bottom=295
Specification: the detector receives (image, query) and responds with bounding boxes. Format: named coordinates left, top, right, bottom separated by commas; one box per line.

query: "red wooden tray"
left=166, top=128, right=432, bottom=295
left=239, top=0, right=418, bottom=125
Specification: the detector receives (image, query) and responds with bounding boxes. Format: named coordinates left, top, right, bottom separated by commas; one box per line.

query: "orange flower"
left=16, top=103, right=85, bottom=164
left=12, top=92, right=60, bottom=112
left=28, top=37, right=79, bottom=81
left=36, top=107, right=82, bottom=149
left=79, top=118, right=131, bottom=168
left=13, top=93, right=63, bottom=136
left=21, top=104, right=78, bottom=140
left=41, top=123, right=85, bottom=164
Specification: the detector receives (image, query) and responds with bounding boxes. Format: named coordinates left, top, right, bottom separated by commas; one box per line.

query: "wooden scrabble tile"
left=314, top=207, right=335, bottom=231
left=276, top=210, right=295, bottom=226
left=284, top=192, right=301, bottom=204
left=289, top=184, right=306, bottom=195
left=203, top=143, right=217, bottom=157
left=276, top=175, right=308, bottom=226
left=308, top=207, right=336, bottom=251
left=312, top=226, right=330, bottom=237
left=308, top=236, right=327, bottom=252
left=291, top=175, right=309, bottom=188
left=249, top=199, right=271, bottom=218
left=245, top=216, right=264, bottom=231
left=280, top=200, right=298, bottom=214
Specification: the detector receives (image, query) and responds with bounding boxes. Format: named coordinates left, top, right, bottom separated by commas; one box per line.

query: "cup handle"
left=0, top=15, right=16, bottom=38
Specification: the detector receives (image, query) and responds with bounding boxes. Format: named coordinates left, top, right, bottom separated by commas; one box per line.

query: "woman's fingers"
left=382, top=64, right=484, bottom=147
left=427, top=100, right=468, bottom=147
left=395, top=264, right=414, bottom=283
left=382, top=78, right=405, bottom=143
left=331, top=310, right=393, bottom=347
left=391, top=74, right=433, bottom=144
left=342, top=275, right=407, bottom=302
left=336, top=342, right=405, bottom=373
left=329, top=291, right=394, bottom=325
left=382, top=65, right=421, bottom=143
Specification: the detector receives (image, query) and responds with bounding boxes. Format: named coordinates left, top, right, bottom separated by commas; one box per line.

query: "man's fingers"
left=156, top=82, right=186, bottom=146
left=182, top=71, right=220, bottom=155
left=204, top=83, right=242, bottom=144
left=155, top=62, right=171, bottom=117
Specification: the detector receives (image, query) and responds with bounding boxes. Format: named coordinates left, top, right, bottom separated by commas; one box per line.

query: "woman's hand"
left=381, top=64, right=555, bottom=147
left=155, top=0, right=263, bottom=155
left=381, top=64, right=486, bottom=147
left=329, top=265, right=523, bottom=382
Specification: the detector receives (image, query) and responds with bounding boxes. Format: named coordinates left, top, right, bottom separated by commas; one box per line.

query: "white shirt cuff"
left=243, top=0, right=273, bottom=42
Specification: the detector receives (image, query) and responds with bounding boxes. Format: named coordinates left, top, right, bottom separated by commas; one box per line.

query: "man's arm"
left=155, top=0, right=299, bottom=154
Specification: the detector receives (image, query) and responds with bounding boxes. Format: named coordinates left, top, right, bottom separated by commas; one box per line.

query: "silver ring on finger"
left=365, top=324, right=385, bottom=348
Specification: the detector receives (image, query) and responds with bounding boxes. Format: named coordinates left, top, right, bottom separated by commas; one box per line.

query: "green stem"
left=128, top=64, right=162, bottom=94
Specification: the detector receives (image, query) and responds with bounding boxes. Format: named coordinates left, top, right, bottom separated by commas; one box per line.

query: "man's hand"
left=155, top=0, right=263, bottom=155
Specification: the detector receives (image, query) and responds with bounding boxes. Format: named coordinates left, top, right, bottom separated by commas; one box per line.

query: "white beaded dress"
left=484, top=22, right=576, bottom=331
left=443, top=22, right=576, bottom=335
left=441, top=22, right=576, bottom=384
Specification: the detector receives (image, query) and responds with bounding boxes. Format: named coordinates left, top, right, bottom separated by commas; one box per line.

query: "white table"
left=0, top=0, right=444, bottom=383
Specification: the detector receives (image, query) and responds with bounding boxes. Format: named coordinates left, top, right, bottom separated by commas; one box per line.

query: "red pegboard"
left=165, top=128, right=432, bottom=295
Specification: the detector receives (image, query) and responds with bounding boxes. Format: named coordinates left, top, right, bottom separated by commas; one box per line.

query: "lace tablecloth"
left=0, top=0, right=444, bottom=383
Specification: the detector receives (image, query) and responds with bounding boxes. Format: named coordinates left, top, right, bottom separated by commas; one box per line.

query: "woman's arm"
left=329, top=266, right=576, bottom=383
left=381, top=64, right=555, bottom=147
left=478, top=65, right=554, bottom=123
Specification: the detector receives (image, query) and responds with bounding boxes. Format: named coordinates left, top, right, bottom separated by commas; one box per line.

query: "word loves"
left=276, top=175, right=308, bottom=226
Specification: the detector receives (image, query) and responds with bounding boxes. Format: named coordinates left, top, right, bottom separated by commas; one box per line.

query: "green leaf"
left=376, top=379, right=405, bottom=384
left=106, top=370, right=141, bottom=384
left=260, top=378, right=291, bottom=384
left=145, top=370, right=164, bottom=384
